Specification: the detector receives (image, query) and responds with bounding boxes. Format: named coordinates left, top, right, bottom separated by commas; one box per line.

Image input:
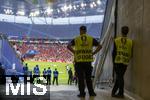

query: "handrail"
left=2, top=55, right=12, bottom=67
left=93, top=23, right=114, bottom=88
left=1, top=34, right=23, bottom=64
left=93, top=0, right=116, bottom=88
left=6, top=38, right=23, bottom=63
left=100, top=0, right=115, bottom=40
left=0, top=33, right=23, bottom=73
left=93, top=0, right=115, bottom=74
left=100, top=0, right=115, bottom=45
left=92, top=0, right=115, bottom=77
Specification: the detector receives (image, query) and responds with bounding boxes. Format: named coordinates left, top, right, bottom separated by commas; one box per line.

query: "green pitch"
left=25, top=61, right=74, bottom=85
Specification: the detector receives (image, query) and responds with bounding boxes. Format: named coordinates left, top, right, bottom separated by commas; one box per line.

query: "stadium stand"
left=0, top=22, right=102, bottom=39
left=13, top=41, right=73, bottom=63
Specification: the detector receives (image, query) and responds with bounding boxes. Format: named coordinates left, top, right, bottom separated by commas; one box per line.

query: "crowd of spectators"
left=12, top=41, right=73, bottom=63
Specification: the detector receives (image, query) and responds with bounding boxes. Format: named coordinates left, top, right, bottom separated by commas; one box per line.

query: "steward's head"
left=80, top=25, right=87, bottom=35
left=121, top=26, right=129, bottom=36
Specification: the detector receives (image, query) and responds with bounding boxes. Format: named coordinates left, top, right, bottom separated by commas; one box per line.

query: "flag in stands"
left=18, top=40, right=23, bottom=46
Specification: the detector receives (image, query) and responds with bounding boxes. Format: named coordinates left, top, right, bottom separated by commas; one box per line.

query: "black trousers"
left=75, top=62, right=94, bottom=95
left=53, top=77, right=58, bottom=85
left=47, top=75, right=51, bottom=85
left=43, top=75, right=47, bottom=80
left=112, top=63, right=127, bottom=96
left=68, top=76, right=73, bottom=85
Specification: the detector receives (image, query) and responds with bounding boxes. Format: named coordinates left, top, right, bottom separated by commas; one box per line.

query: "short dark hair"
left=121, top=26, right=129, bottom=35
left=80, top=25, right=87, bottom=31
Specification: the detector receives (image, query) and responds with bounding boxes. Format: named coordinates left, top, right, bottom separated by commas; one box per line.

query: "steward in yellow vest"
left=114, top=37, right=132, bottom=65
left=74, top=34, right=93, bottom=62
left=67, top=25, right=102, bottom=97
left=112, top=26, right=133, bottom=98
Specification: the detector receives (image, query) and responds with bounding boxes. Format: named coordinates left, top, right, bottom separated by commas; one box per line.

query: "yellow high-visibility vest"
left=74, top=34, right=93, bottom=62
left=114, top=37, right=133, bottom=65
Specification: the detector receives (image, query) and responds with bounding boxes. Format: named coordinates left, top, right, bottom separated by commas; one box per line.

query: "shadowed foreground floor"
left=0, top=84, right=133, bottom=100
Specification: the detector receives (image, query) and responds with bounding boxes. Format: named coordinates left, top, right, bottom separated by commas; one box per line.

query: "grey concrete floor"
left=50, top=85, right=133, bottom=100
left=0, top=84, right=134, bottom=100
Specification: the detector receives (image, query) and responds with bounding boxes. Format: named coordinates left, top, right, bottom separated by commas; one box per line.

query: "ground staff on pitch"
left=67, top=25, right=102, bottom=97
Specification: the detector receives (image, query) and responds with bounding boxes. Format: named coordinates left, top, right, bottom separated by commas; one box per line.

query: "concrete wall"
left=117, top=0, right=150, bottom=100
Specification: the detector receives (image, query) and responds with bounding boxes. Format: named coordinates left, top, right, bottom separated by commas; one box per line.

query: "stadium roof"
left=0, top=0, right=107, bottom=17
left=0, top=0, right=107, bottom=39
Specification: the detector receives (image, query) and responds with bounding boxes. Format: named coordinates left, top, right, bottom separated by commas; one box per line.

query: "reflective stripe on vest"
left=74, top=34, right=93, bottom=62
left=114, top=37, right=132, bottom=65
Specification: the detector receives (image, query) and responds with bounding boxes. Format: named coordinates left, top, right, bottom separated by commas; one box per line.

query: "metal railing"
left=93, top=0, right=116, bottom=88
left=0, top=33, right=23, bottom=73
